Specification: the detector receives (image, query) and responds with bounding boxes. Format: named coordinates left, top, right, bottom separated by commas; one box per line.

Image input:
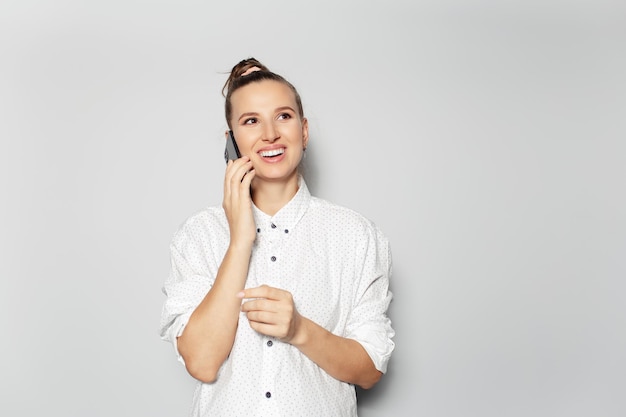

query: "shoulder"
left=308, top=196, right=388, bottom=243
left=171, top=205, right=228, bottom=249
left=308, top=196, right=392, bottom=273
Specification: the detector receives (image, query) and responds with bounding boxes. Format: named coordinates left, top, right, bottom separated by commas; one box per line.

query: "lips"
left=259, top=148, right=285, bottom=157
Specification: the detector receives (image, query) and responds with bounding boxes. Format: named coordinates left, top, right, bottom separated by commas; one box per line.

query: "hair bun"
left=222, top=57, right=270, bottom=97
left=232, top=58, right=269, bottom=78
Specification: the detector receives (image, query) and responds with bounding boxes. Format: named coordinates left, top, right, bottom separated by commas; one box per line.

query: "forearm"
left=177, top=243, right=251, bottom=382
left=291, top=317, right=382, bottom=389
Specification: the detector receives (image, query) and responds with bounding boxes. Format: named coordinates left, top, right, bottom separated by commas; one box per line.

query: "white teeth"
left=260, top=148, right=285, bottom=157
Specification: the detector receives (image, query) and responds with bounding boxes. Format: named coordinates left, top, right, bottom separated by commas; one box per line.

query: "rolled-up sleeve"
left=159, top=240, right=213, bottom=364
left=344, top=226, right=395, bottom=373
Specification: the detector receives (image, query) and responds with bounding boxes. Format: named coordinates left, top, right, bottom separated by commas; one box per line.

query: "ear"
left=301, top=118, right=309, bottom=149
left=224, top=130, right=230, bottom=140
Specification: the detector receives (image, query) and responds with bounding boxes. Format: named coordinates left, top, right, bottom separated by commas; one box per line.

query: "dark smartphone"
left=224, top=130, right=241, bottom=163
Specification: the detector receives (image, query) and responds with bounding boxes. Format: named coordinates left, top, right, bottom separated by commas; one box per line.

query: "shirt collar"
left=252, top=177, right=311, bottom=235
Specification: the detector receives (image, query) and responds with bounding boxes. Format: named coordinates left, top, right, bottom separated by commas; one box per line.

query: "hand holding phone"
left=224, top=130, right=241, bottom=163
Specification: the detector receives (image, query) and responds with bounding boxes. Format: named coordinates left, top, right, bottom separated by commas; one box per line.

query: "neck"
left=251, top=173, right=300, bottom=216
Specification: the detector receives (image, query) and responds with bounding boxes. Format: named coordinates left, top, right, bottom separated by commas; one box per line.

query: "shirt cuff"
left=167, top=312, right=193, bottom=365
left=351, top=325, right=395, bottom=373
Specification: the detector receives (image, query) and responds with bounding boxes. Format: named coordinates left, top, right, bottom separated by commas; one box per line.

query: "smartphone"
left=224, top=130, right=241, bottom=163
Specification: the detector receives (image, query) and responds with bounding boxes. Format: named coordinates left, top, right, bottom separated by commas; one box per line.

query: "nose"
left=262, top=121, right=279, bottom=142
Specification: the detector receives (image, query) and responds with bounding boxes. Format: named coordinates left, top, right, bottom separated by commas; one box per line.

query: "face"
left=228, top=80, right=308, bottom=185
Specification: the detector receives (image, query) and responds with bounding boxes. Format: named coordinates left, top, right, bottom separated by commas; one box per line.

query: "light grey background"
left=1, top=1, right=625, bottom=416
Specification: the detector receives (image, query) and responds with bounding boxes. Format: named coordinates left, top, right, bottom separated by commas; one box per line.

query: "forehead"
left=230, top=80, right=297, bottom=112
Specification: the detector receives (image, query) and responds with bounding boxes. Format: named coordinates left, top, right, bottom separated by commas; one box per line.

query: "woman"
left=160, top=58, right=394, bottom=416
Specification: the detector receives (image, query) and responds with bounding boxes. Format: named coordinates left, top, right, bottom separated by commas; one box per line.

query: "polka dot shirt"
left=160, top=179, right=394, bottom=417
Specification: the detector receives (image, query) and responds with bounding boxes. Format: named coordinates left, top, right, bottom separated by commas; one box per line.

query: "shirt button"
left=257, top=228, right=260, bottom=233
left=271, top=223, right=277, bottom=229
left=284, top=229, right=289, bottom=233
left=270, top=256, right=276, bottom=262
left=265, top=391, right=272, bottom=398
left=267, top=340, right=273, bottom=347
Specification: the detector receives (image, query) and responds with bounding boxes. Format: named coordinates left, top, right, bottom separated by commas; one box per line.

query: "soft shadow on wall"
left=299, top=137, right=319, bottom=196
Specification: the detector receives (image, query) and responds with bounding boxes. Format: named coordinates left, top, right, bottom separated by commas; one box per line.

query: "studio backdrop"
left=1, top=1, right=624, bottom=416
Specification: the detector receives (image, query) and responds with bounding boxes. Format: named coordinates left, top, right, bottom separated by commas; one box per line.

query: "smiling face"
left=228, top=79, right=309, bottom=187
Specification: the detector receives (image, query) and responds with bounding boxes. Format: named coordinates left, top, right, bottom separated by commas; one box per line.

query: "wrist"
left=228, top=239, right=254, bottom=253
left=288, top=315, right=311, bottom=348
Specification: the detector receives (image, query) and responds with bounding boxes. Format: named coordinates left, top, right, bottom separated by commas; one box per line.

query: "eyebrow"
left=237, top=106, right=296, bottom=122
left=275, top=106, right=296, bottom=113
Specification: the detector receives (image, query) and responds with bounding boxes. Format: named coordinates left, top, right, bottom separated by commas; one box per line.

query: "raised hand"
left=222, top=157, right=256, bottom=248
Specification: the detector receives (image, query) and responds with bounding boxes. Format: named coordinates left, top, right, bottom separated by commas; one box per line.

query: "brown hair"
left=222, top=57, right=304, bottom=129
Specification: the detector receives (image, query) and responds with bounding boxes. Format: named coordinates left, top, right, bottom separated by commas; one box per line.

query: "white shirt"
left=160, top=179, right=394, bottom=417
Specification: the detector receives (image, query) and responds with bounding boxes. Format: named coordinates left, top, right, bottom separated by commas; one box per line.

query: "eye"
left=243, top=117, right=258, bottom=125
left=277, top=112, right=292, bottom=120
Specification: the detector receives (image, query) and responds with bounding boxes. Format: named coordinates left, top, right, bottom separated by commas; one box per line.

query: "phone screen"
left=224, top=130, right=241, bottom=163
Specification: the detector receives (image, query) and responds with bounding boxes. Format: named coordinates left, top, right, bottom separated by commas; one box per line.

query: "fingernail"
left=236, top=291, right=245, bottom=298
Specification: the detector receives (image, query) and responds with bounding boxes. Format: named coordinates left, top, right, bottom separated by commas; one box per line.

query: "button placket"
left=256, top=220, right=278, bottom=417
left=268, top=219, right=281, bottom=269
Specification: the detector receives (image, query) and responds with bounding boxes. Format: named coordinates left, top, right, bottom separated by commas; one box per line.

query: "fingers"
left=243, top=309, right=276, bottom=324
left=242, top=305, right=295, bottom=341
left=237, top=286, right=298, bottom=341
left=241, top=297, right=290, bottom=315
left=238, top=285, right=284, bottom=301
left=240, top=166, right=256, bottom=190
left=222, top=157, right=257, bottom=246
left=238, top=286, right=287, bottom=314
left=224, top=157, right=254, bottom=201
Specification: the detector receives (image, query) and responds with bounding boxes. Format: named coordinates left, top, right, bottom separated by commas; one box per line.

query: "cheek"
left=287, top=124, right=305, bottom=142
left=233, top=132, right=257, bottom=154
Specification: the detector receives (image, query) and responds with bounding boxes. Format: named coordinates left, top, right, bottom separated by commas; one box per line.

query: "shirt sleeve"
left=159, top=232, right=214, bottom=365
left=344, top=224, right=395, bottom=374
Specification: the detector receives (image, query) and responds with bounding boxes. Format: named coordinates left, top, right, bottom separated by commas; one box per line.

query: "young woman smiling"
left=160, top=58, right=395, bottom=417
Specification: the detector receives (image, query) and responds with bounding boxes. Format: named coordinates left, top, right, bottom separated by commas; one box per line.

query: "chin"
left=256, top=168, right=299, bottom=183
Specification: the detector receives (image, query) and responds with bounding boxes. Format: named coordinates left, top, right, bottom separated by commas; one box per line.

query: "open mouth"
left=259, top=148, right=285, bottom=158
